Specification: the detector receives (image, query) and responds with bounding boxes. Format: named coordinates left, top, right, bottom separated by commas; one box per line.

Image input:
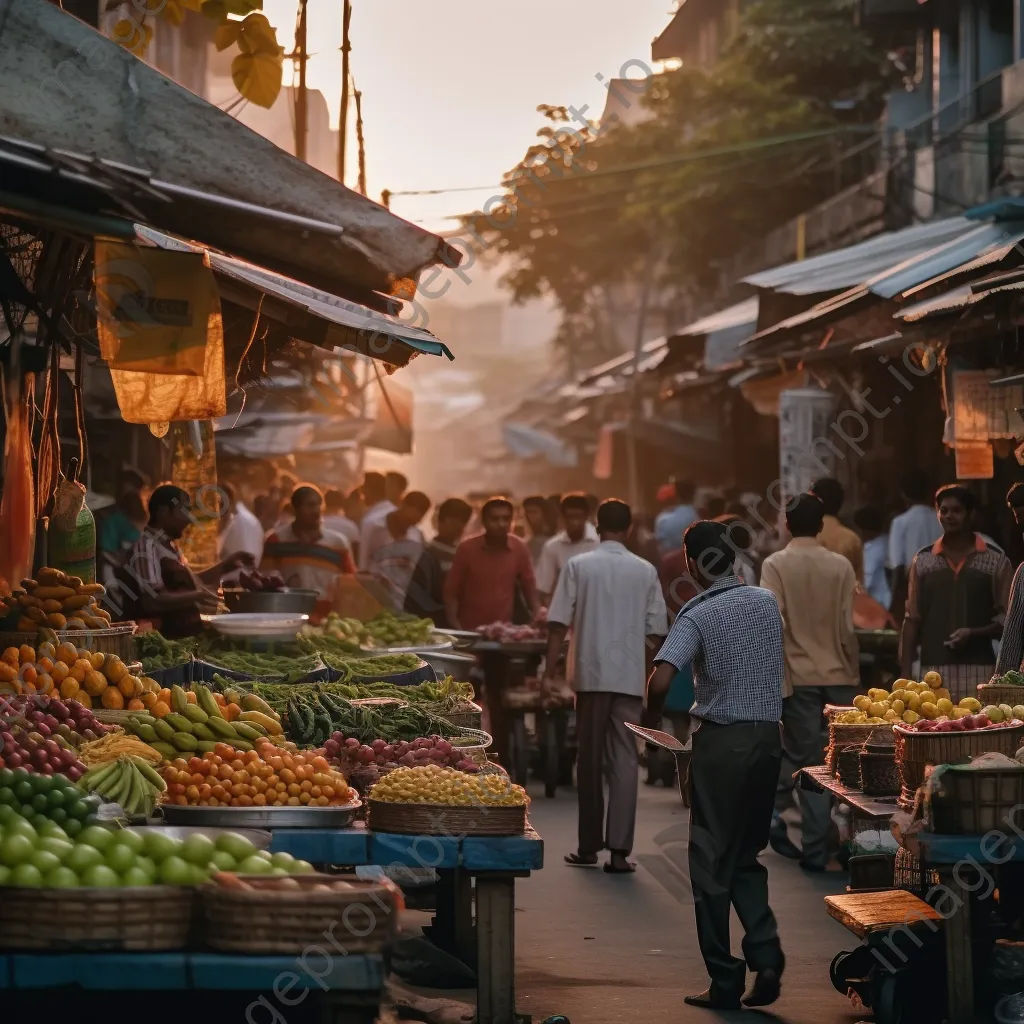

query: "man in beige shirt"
left=760, top=492, right=859, bottom=871
left=811, top=477, right=864, bottom=582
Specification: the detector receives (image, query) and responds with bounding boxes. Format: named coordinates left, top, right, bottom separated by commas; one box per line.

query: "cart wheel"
left=873, top=972, right=903, bottom=1024
left=829, top=950, right=856, bottom=994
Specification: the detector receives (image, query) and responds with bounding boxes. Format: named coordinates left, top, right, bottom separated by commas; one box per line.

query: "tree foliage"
left=464, top=0, right=899, bottom=366
left=106, top=0, right=284, bottom=108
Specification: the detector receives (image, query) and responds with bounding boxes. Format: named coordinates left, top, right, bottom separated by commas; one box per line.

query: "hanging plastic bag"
left=47, top=464, right=96, bottom=585
left=96, top=240, right=227, bottom=424
left=0, top=386, right=35, bottom=594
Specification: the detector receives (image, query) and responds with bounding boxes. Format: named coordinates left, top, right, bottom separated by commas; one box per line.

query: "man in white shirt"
left=322, top=489, right=361, bottom=549
left=363, top=492, right=432, bottom=609
left=358, top=471, right=397, bottom=570
left=543, top=499, right=669, bottom=874
left=218, top=483, right=265, bottom=564
left=535, top=492, right=600, bottom=603
left=887, top=470, right=940, bottom=617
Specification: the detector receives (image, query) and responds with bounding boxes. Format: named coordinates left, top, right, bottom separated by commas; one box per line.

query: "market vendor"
left=115, top=484, right=255, bottom=637
left=899, top=484, right=1012, bottom=701
left=261, top=484, right=357, bottom=615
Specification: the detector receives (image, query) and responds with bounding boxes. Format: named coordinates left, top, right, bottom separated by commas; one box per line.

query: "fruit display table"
left=269, top=822, right=544, bottom=1024
left=898, top=831, right=1024, bottom=1024
left=0, top=951, right=386, bottom=1021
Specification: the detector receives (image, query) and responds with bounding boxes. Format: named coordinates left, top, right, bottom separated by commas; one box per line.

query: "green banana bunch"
left=79, top=755, right=167, bottom=819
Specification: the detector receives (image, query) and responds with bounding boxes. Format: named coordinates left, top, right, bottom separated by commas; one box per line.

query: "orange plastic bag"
left=0, top=391, right=35, bottom=594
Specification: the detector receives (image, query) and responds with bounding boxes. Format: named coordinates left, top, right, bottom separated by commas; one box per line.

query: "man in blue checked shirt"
left=647, top=519, right=786, bottom=1012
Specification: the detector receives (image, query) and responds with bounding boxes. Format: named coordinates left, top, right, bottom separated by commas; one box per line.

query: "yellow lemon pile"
left=835, top=672, right=983, bottom=726
left=370, top=765, right=529, bottom=807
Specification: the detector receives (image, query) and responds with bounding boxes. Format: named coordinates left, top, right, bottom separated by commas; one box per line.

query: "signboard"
left=779, top=388, right=839, bottom=503
left=952, top=370, right=1024, bottom=442
left=955, top=441, right=994, bottom=480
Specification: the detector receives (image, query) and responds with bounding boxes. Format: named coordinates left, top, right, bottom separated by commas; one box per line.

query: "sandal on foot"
left=564, top=852, right=599, bottom=867
left=603, top=860, right=636, bottom=874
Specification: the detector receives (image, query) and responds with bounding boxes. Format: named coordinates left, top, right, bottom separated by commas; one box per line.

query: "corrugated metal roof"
left=746, top=221, right=1024, bottom=347
left=895, top=277, right=1024, bottom=323
left=676, top=297, right=759, bottom=336
left=743, top=217, right=980, bottom=296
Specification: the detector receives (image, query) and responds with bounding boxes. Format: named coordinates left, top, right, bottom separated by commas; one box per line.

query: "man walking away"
left=648, top=520, right=785, bottom=1011
left=535, top=492, right=600, bottom=604
left=760, top=494, right=859, bottom=872
left=655, top=478, right=698, bottom=556
left=810, top=477, right=863, bottom=582
left=888, top=470, right=941, bottom=620
left=900, top=484, right=1012, bottom=701
left=323, top=489, right=361, bottom=550
left=405, top=498, right=473, bottom=626
left=364, top=492, right=432, bottom=610
left=543, top=499, right=668, bottom=873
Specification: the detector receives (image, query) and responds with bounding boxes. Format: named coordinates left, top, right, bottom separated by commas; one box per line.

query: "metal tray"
left=360, top=633, right=454, bottom=655
left=160, top=797, right=361, bottom=830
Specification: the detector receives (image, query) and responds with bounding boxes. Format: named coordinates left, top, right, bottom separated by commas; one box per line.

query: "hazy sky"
left=263, top=0, right=675, bottom=232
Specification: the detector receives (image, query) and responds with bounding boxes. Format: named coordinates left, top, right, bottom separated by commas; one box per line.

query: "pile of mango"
left=834, top=671, right=977, bottom=726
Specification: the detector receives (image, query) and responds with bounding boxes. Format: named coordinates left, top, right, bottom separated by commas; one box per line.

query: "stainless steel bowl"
left=221, top=588, right=318, bottom=615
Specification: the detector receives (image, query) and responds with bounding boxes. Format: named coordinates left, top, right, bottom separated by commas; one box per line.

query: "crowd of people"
left=92, top=461, right=1024, bottom=1009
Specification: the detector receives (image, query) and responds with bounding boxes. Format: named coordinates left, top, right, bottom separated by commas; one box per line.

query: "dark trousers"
left=576, top=692, right=643, bottom=856
left=689, top=720, right=784, bottom=996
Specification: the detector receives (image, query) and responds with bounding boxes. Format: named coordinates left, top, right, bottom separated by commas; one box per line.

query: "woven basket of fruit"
left=367, top=765, right=528, bottom=836
left=930, top=767, right=1024, bottom=835
left=977, top=683, right=1024, bottom=709
left=836, top=744, right=864, bottom=787
left=200, top=873, right=398, bottom=954
left=826, top=723, right=878, bottom=774
left=893, top=721, right=1024, bottom=806
left=0, top=885, right=192, bottom=950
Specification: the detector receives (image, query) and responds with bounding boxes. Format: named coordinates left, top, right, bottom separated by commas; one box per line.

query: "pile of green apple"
left=0, top=807, right=314, bottom=887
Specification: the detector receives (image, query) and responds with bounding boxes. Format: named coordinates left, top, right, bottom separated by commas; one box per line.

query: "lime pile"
left=0, top=811, right=314, bottom=888
left=0, top=767, right=101, bottom=836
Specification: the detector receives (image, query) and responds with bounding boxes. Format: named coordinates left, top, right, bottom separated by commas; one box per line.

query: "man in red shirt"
left=444, top=497, right=539, bottom=630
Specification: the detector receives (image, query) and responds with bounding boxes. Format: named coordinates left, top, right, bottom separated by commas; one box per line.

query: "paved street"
left=514, top=784, right=861, bottom=1024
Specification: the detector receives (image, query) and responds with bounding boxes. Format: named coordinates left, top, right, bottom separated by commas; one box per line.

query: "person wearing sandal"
left=647, top=519, right=786, bottom=1011
left=542, top=498, right=668, bottom=874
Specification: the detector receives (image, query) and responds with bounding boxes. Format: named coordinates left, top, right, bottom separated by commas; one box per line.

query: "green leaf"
left=213, top=19, right=241, bottom=50
left=231, top=50, right=282, bottom=108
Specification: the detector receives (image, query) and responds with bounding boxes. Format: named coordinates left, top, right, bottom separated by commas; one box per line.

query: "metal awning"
left=0, top=0, right=459, bottom=303
left=895, top=270, right=1024, bottom=324
left=672, top=297, right=759, bottom=369
left=742, top=217, right=981, bottom=297
left=135, top=226, right=451, bottom=368
left=745, top=220, right=1024, bottom=348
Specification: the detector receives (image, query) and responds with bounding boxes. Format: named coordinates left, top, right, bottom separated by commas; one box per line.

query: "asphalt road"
left=513, top=782, right=865, bottom=1024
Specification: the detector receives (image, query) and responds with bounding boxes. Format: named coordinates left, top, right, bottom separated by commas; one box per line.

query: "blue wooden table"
left=269, top=823, right=544, bottom=1024
left=904, top=831, right=1024, bottom=1024
left=0, top=951, right=386, bottom=1022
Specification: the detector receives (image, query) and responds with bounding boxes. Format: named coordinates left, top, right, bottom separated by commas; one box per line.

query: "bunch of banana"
left=122, top=683, right=277, bottom=761
left=79, top=754, right=167, bottom=818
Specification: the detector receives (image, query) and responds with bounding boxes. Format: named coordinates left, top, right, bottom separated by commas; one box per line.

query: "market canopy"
left=136, top=226, right=452, bottom=369
left=0, top=0, right=460, bottom=305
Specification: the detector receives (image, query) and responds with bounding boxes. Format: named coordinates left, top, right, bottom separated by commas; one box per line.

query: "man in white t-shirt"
left=535, top=492, right=600, bottom=603
left=323, top=488, right=361, bottom=548
left=887, top=470, right=941, bottom=616
left=358, top=472, right=396, bottom=570
left=364, top=492, right=432, bottom=609
left=218, top=483, right=265, bottom=564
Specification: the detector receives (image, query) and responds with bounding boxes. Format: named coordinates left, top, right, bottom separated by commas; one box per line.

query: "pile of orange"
left=0, top=641, right=152, bottom=710
left=161, top=742, right=352, bottom=808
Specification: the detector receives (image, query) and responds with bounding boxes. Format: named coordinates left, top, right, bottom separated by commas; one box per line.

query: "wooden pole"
left=354, top=87, right=367, bottom=196
left=338, top=0, right=352, bottom=183
left=295, top=0, right=308, bottom=163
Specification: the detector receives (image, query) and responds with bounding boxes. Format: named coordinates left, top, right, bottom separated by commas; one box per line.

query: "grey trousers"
left=575, top=692, right=642, bottom=856
left=690, top=721, right=784, bottom=996
left=775, top=685, right=856, bottom=865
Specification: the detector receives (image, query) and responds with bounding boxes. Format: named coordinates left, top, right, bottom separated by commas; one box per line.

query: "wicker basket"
left=894, top=846, right=941, bottom=894
left=931, top=768, right=1024, bottom=835
left=445, top=701, right=483, bottom=731
left=836, top=745, right=864, bottom=787
left=367, top=799, right=527, bottom=836
left=0, top=885, right=191, bottom=950
left=859, top=751, right=901, bottom=797
left=451, top=728, right=493, bottom=766
left=893, top=723, right=1024, bottom=805
left=0, top=624, right=137, bottom=663
left=827, top=722, right=879, bottom=774
left=977, top=683, right=1024, bottom=708
left=200, top=875, right=398, bottom=955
